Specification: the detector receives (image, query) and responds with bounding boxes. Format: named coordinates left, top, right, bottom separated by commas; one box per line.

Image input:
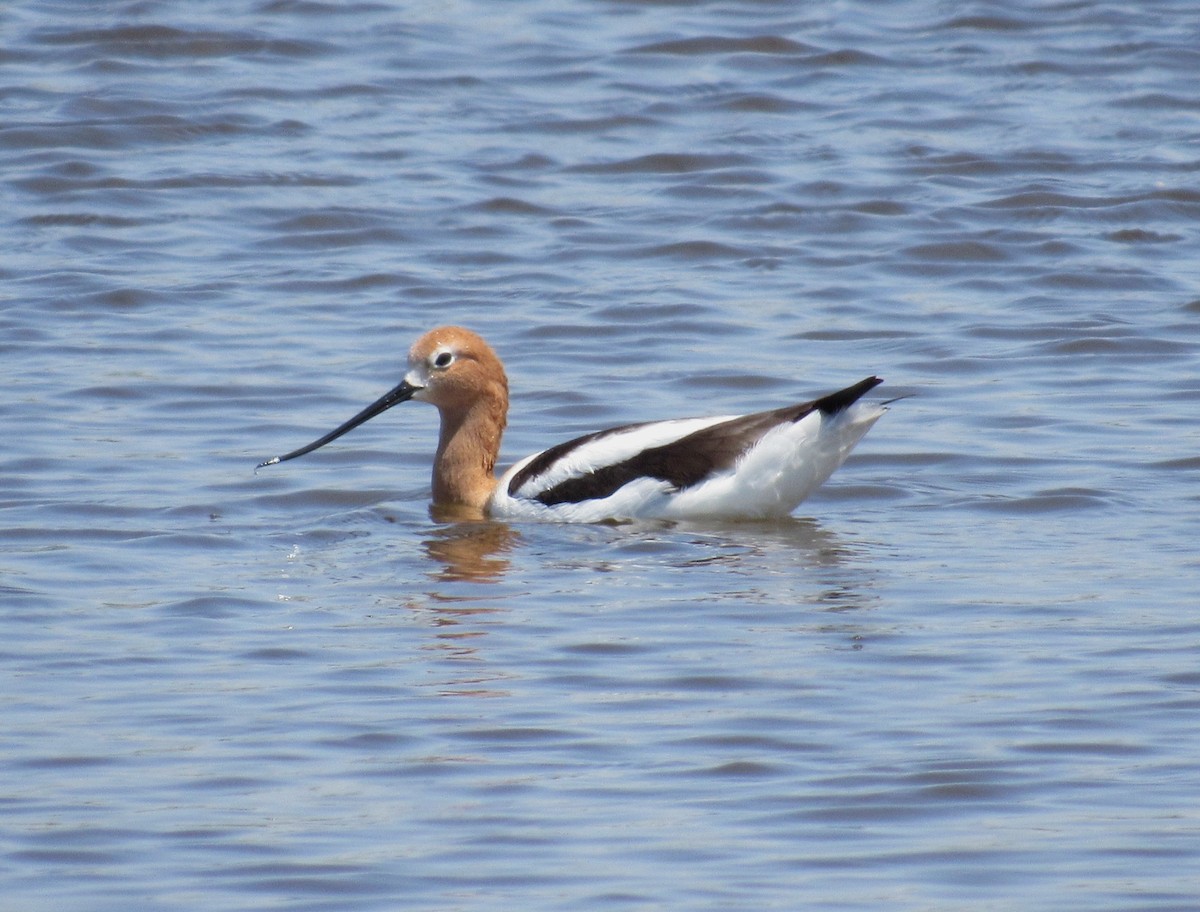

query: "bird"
left=257, top=326, right=887, bottom=522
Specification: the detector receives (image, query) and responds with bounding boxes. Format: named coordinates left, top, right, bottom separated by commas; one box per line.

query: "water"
left=3, top=1, right=1199, bottom=909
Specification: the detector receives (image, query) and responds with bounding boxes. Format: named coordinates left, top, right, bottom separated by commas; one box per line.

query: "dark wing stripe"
left=506, top=419, right=658, bottom=497
left=522, top=377, right=883, bottom=508
left=813, top=376, right=882, bottom=415
left=529, top=406, right=799, bottom=507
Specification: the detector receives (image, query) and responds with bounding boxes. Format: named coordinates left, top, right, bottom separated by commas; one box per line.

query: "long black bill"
left=256, top=379, right=421, bottom=469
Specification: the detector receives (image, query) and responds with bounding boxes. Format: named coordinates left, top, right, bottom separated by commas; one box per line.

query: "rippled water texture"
left=3, top=2, right=1199, bottom=910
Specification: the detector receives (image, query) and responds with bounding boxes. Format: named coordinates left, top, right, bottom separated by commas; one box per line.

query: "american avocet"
left=258, top=326, right=887, bottom=522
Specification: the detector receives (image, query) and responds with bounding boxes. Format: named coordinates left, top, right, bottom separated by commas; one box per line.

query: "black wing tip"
left=814, top=376, right=883, bottom=416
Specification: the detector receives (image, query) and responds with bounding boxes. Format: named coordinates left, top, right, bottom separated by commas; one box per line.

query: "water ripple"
left=3, top=2, right=1199, bottom=910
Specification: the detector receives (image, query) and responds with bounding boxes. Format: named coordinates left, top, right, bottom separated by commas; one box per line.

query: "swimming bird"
left=258, top=326, right=886, bottom=522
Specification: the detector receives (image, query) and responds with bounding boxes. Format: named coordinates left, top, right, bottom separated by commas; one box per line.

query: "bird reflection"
left=422, top=513, right=520, bottom=583
left=407, top=514, right=880, bottom=697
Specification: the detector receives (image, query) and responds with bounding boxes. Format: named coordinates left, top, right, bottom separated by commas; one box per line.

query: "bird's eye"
left=432, top=350, right=454, bottom=369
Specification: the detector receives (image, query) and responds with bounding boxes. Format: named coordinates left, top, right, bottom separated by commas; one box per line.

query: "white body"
left=489, top=402, right=884, bottom=522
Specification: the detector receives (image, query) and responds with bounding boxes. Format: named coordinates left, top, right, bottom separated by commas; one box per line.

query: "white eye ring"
left=432, top=350, right=454, bottom=369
